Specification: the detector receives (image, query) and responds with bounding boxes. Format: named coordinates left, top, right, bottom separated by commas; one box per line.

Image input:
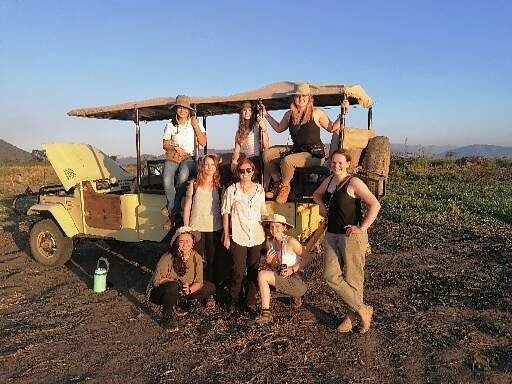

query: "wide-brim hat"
left=261, top=213, right=294, bottom=228
left=287, top=83, right=312, bottom=96
left=171, top=95, right=193, bottom=110
left=170, top=226, right=201, bottom=246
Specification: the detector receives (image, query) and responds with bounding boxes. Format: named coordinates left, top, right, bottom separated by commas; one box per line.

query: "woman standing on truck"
left=230, top=101, right=271, bottom=187
left=162, top=95, right=207, bottom=229
left=222, top=158, right=267, bottom=313
left=261, top=83, right=337, bottom=204
left=183, top=154, right=224, bottom=286
left=312, top=150, right=381, bottom=334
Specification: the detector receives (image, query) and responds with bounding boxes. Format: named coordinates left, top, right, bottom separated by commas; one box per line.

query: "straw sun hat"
left=170, top=226, right=201, bottom=246
left=288, top=83, right=312, bottom=96
left=172, top=95, right=193, bottom=110
left=261, top=213, right=294, bottom=229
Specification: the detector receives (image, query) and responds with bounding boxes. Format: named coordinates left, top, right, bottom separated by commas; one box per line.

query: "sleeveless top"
left=189, top=186, right=223, bottom=232
left=324, top=176, right=362, bottom=234
left=268, top=236, right=300, bottom=268
left=289, top=117, right=322, bottom=150
left=239, top=123, right=262, bottom=158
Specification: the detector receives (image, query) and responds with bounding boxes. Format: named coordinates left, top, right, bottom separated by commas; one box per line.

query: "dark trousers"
left=230, top=241, right=263, bottom=307
left=149, top=281, right=216, bottom=315
left=194, top=229, right=224, bottom=285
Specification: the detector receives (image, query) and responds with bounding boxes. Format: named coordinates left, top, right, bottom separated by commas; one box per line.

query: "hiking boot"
left=161, top=316, right=178, bottom=331
left=173, top=305, right=188, bottom=317
left=291, top=296, right=302, bottom=310
left=275, top=184, right=291, bottom=204
left=265, top=182, right=280, bottom=199
left=255, top=309, right=273, bottom=325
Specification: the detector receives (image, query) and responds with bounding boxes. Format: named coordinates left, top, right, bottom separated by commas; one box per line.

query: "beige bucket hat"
left=172, top=95, right=193, bottom=110
left=261, top=213, right=294, bottom=228
left=170, top=226, right=201, bottom=246
left=288, top=83, right=312, bottom=96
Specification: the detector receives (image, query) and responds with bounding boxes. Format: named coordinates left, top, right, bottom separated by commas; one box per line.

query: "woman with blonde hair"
left=183, top=154, right=224, bottom=285
left=230, top=101, right=270, bottom=187
left=261, top=83, right=338, bottom=204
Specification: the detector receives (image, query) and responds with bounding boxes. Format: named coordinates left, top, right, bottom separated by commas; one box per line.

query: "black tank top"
left=325, top=176, right=362, bottom=234
left=289, top=117, right=322, bottom=149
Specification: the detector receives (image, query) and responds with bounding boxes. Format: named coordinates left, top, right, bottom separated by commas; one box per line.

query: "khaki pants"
left=323, top=232, right=368, bottom=312
left=263, top=146, right=322, bottom=185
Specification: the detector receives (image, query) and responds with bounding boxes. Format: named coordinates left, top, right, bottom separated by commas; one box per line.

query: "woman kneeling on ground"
left=255, top=214, right=311, bottom=325
left=148, top=226, right=216, bottom=330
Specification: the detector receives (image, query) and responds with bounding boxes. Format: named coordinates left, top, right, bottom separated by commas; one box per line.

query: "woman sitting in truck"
left=261, top=83, right=337, bottom=204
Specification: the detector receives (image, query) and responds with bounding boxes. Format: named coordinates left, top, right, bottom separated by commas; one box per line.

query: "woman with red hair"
left=183, top=154, right=223, bottom=285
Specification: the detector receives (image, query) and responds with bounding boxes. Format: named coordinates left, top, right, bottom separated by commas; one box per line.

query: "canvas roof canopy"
left=67, top=82, right=373, bottom=122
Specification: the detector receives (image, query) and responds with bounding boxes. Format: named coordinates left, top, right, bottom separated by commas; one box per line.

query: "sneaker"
left=163, top=220, right=174, bottom=231
left=275, top=184, right=291, bottom=204
left=255, top=310, right=273, bottom=325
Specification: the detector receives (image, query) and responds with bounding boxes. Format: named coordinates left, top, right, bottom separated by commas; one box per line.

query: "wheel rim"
left=36, top=230, right=57, bottom=259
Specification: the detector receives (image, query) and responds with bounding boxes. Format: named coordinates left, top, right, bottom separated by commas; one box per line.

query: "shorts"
left=273, top=272, right=307, bottom=298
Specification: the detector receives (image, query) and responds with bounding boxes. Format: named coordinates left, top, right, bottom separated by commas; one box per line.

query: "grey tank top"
left=189, top=187, right=223, bottom=232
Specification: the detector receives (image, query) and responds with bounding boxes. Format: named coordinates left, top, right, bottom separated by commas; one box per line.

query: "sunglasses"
left=238, top=167, right=254, bottom=175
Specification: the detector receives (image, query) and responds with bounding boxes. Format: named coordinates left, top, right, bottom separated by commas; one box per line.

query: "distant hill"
left=391, top=144, right=457, bottom=156
left=439, top=145, right=512, bottom=158
left=0, top=139, right=33, bottom=162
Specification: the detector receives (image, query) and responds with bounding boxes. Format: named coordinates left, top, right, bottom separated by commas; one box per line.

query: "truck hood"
left=44, top=143, right=134, bottom=191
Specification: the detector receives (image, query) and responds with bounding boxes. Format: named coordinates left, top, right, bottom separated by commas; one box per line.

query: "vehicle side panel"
left=27, top=203, right=80, bottom=238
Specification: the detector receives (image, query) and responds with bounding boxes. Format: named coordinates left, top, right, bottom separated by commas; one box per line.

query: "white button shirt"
left=163, top=118, right=205, bottom=155
left=221, top=183, right=267, bottom=247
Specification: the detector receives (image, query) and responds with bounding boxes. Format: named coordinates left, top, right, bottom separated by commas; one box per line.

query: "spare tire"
left=363, top=136, right=391, bottom=178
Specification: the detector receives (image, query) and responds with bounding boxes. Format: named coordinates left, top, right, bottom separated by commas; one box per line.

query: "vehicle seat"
left=290, top=165, right=330, bottom=203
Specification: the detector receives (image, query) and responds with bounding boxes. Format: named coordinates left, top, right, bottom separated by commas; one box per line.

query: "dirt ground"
left=0, top=214, right=510, bottom=384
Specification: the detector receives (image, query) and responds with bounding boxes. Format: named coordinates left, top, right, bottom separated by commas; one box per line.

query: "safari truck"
left=26, top=82, right=390, bottom=266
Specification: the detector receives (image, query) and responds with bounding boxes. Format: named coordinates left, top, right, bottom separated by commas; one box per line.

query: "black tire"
left=29, top=219, right=74, bottom=266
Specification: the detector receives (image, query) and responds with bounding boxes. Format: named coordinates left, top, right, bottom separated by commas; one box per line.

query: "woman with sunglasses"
left=230, top=101, right=270, bottom=186
left=221, top=158, right=267, bottom=313
left=183, top=154, right=223, bottom=286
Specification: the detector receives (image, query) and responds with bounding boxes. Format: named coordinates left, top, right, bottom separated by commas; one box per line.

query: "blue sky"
left=1, top=0, right=511, bottom=157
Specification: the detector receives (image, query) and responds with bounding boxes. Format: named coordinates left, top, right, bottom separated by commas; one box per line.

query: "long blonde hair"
left=196, top=154, right=221, bottom=190
left=290, top=96, right=314, bottom=126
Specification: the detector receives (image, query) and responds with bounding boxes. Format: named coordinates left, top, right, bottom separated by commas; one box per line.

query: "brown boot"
left=275, top=184, right=291, bottom=204
left=265, top=180, right=280, bottom=199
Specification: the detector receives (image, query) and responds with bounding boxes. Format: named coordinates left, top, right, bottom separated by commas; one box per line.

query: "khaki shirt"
left=151, top=250, right=203, bottom=287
